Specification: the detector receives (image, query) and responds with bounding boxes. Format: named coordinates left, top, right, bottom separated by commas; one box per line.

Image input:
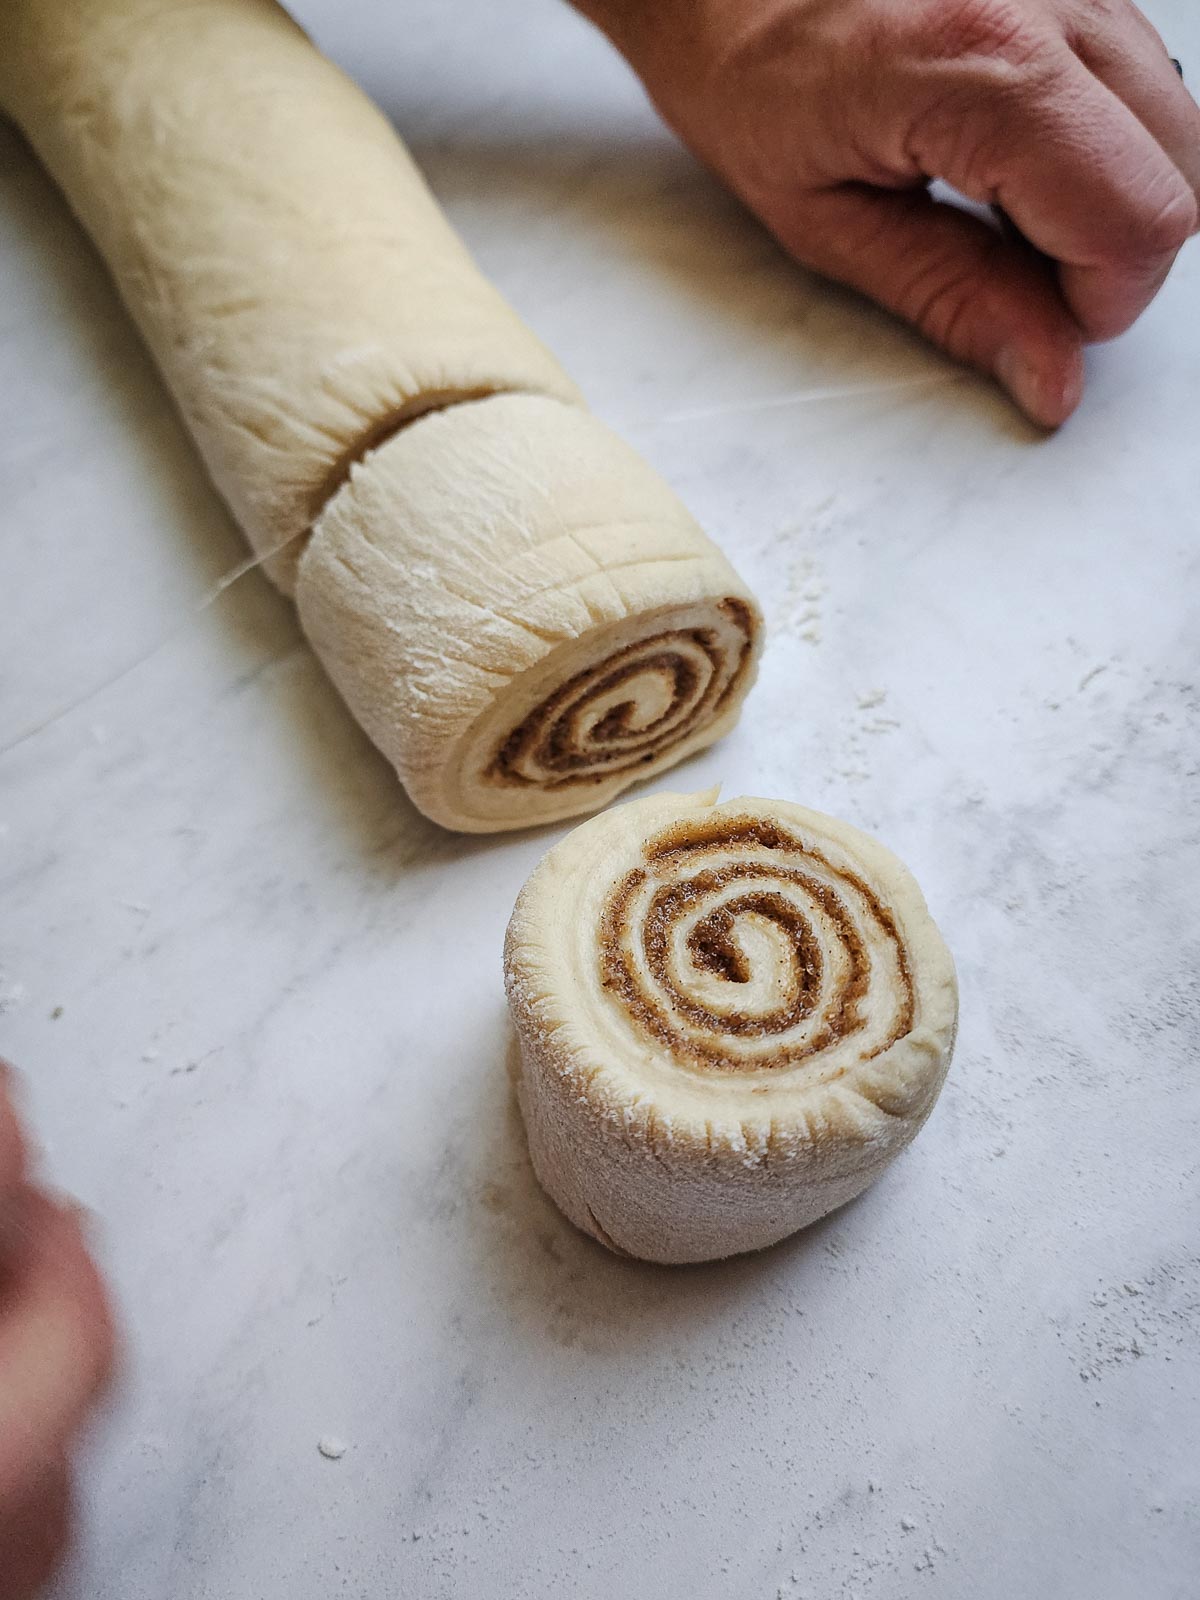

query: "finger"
left=1048, top=74, right=1196, bottom=338
left=918, top=47, right=1198, bottom=340
left=0, top=1191, right=117, bottom=1508
left=0, top=1455, right=73, bottom=1600
left=1068, top=4, right=1200, bottom=200
left=0, top=1069, right=32, bottom=1268
left=765, top=183, right=1084, bottom=425
left=0, top=1060, right=30, bottom=1184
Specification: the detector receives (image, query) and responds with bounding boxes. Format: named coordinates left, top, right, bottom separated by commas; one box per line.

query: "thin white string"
left=627, top=370, right=957, bottom=430
left=0, top=369, right=954, bottom=762
left=0, top=533, right=304, bottom=760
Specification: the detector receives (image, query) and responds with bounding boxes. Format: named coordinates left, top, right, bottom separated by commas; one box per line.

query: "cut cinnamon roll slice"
left=298, top=397, right=761, bottom=831
left=504, top=790, right=958, bottom=1263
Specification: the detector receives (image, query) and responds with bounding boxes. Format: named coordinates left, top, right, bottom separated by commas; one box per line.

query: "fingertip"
left=0, top=1189, right=120, bottom=1460
left=1050, top=346, right=1085, bottom=423
left=40, top=1193, right=120, bottom=1402
left=996, top=342, right=1084, bottom=428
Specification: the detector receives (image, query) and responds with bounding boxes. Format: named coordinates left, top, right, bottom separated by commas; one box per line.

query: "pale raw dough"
left=299, top=397, right=761, bottom=831
left=1, top=0, right=763, bottom=829
left=504, top=790, right=959, bottom=1263
left=0, top=0, right=578, bottom=590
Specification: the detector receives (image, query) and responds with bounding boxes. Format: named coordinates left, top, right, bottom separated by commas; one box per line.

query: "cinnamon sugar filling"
left=490, top=599, right=755, bottom=790
left=599, top=817, right=915, bottom=1073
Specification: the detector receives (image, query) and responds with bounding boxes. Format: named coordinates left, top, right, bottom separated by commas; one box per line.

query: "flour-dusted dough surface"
left=0, top=0, right=579, bottom=589
left=505, top=790, right=958, bottom=1262
left=298, top=396, right=761, bottom=831
left=2, top=0, right=764, bottom=828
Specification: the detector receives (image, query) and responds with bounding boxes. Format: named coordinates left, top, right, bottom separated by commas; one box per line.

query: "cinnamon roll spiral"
left=505, top=790, right=958, bottom=1262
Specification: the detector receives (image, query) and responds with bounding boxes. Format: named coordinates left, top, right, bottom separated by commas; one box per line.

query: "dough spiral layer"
left=505, top=791, right=958, bottom=1262
left=491, top=600, right=755, bottom=792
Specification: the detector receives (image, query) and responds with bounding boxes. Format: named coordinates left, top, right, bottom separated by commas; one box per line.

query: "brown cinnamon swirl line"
left=491, top=601, right=757, bottom=791
left=505, top=791, right=959, bottom=1263
left=599, top=817, right=915, bottom=1071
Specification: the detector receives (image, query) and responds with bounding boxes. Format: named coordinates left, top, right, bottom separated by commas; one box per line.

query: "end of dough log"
left=2, top=0, right=765, bottom=822
left=503, top=790, right=958, bottom=1264
left=297, top=396, right=763, bottom=832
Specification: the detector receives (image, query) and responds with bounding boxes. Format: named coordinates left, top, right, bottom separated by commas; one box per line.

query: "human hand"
left=0, top=1065, right=116, bottom=1599
left=575, top=0, right=1200, bottom=425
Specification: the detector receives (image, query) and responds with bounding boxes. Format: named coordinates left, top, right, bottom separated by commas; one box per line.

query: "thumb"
left=760, top=183, right=1085, bottom=427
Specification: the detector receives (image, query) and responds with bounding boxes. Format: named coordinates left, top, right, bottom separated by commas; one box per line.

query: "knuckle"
left=891, top=3, right=1067, bottom=188
left=907, top=0, right=1045, bottom=68
left=1072, top=0, right=1118, bottom=22
left=1075, top=0, right=1164, bottom=49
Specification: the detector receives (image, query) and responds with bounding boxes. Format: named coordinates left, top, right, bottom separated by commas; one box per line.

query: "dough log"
left=504, top=791, right=958, bottom=1263
left=1, top=0, right=762, bottom=830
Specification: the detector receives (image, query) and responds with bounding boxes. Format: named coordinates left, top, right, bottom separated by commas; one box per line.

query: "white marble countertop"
left=2, top=2, right=1198, bottom=1595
